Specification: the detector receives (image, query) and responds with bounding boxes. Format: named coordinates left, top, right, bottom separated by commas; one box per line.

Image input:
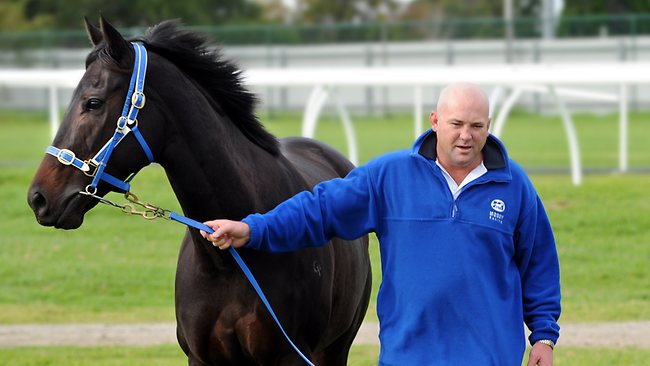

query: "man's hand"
left=526, top=341, right=553, bottom=366
left=200, top=220, right=251, bottom=250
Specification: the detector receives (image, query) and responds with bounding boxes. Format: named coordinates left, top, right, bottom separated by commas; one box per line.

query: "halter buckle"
left=131, top=92, right=146, bottom=109
left=56, top=149, right=76, bottom=166
left=116, top=116, right=129, bottom=132
left=83, top=160, right=99, bottom=177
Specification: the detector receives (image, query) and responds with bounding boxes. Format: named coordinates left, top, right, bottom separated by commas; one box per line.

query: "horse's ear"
left=99, top=15, right=131, bottom=65
left=84, top=16, right=102, bottom=47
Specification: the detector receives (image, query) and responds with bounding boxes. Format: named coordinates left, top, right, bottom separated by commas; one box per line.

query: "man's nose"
left=459, top=125, right=472, bottom=140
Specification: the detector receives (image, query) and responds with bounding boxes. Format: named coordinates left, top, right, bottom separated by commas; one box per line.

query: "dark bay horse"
left=27, top=17, right=371, bottom=365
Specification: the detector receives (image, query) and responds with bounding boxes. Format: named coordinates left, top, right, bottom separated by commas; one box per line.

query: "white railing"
left=2, top=62, right=648, bottom=185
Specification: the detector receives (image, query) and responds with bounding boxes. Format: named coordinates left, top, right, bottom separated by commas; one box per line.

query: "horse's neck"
left=162, top=119, right=256, bottom=219
left=155, top=82, right=301, bottom=224
left=150, top=68, right=307, bottom=269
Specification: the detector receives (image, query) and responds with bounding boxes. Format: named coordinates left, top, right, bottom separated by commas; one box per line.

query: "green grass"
left=534, top=175, right=650, bottom=322
left=261, top=110, right=650, bottom=169
left=1, top=109, right=649, bottom=364
left=1, top=345, right=649, bottom=366
left=496, top=111, right=650, bottom=169
left=0, top=345, right=187, bottom=366
left=0, top=110, right=182, bottom=323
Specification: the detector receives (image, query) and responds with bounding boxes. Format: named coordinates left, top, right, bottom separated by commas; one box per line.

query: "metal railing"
left=3, top=14, right=650, bottom=50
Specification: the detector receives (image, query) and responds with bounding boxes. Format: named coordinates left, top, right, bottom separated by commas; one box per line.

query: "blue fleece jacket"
left=243, top=131, right=561, bottom=365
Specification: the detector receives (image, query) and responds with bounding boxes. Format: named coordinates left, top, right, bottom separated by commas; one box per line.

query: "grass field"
left=2, top=344, right=650, bottom=366
left=1, top=109, right=649, bottom=364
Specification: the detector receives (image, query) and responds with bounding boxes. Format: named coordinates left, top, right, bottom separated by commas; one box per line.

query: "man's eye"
left=84, top=98, right=104, bottom=111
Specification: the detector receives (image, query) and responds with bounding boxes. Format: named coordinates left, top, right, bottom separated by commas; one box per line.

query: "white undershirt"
left=436, top=160, right=488, bottom=200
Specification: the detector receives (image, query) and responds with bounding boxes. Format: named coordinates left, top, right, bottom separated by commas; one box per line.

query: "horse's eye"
left=84, top=98, right=104, bottom=111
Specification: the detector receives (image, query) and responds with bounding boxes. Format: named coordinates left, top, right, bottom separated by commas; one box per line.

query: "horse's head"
left=27, top=16, right=163, bottom=229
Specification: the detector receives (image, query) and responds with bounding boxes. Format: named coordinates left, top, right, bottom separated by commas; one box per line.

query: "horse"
left=27, top=16, right=371, bottom=366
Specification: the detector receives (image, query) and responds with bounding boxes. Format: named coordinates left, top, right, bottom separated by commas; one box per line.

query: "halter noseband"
left=46, top=42, right=154, bottom=194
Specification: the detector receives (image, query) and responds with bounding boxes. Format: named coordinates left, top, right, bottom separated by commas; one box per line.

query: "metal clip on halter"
left=123, top=192, right=170, bottom=220
left=79, top=189, right=170, bottom=221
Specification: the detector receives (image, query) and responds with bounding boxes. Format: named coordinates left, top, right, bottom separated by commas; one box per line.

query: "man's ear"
left=429, top=111, right=439, bottom=132
left=99, top=15, right=131, bottom=67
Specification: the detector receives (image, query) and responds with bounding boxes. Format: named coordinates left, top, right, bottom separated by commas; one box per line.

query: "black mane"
left=92, top=20, right=279, bottom=155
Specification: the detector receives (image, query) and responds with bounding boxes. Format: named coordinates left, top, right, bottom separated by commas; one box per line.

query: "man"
left=201, top=82, right=561, bottom=366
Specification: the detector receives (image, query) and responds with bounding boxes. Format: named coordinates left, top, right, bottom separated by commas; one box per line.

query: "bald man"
left=202, top=83, right=561, bottom=366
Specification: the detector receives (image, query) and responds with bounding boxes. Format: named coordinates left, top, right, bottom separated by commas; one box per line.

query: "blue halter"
left=46, top=42, right=153, bottom=194
left=46, top=42, right=314, bottom=366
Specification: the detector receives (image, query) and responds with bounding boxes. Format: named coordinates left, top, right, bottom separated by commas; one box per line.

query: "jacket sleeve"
left=515, top=194, right=562, bottom=345
left=242, top=164, right=379, bottom=252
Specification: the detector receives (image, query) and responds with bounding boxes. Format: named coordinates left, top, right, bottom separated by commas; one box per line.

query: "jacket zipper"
left=451, top=200, right=458, bottom=219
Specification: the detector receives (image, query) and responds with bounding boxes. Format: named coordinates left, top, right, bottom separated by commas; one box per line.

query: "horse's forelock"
left=85, top=47, right=101, bottom=68
left=84, top=43, right=130, bottom=73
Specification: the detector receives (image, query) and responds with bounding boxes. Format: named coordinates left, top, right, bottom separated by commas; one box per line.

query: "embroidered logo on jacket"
left=489, top=199, right=506, bottom=224
left=491, top=199, right=506, bottom=212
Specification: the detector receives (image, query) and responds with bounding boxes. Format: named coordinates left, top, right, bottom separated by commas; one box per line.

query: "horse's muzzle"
left=27, top=184, right=85, bottom=229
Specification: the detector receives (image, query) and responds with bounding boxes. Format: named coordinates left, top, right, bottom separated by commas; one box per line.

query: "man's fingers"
left=216, top=237, right=232, bottom=250
left=200, top=220, right=246, bottom=249
left=207, top=234, right=232, bottom=250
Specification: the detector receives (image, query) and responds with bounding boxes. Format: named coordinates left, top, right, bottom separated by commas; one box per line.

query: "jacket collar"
left=415, top=130, right=507, bottom=171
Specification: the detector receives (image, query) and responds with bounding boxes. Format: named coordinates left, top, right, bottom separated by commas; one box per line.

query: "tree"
left=299, top=0, right=401, bottom=24
left=19, top=0, right=263, bottom=29
left=397, top=0, right=550, bottom=39
left=399, top=0, right=544, bottom=21
left=560, top=0, right=650, bottom=36
left=0, top=0, right=53, bottom=31
left=257, top=0, right=292, bottom=23
left=562, top=0, right=650, bottom=15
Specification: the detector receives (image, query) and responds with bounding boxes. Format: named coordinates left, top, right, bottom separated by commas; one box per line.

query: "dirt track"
left=0, top=321, right=649, bottom=348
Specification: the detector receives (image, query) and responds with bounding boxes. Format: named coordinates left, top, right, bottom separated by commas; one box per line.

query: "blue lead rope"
left=168, top=212, right=316, bottom=366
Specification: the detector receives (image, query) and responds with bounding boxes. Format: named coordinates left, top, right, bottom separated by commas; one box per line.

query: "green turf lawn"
left=1, top=109, right=649, bottom=364
left=1, top=345, right=649, bottom=366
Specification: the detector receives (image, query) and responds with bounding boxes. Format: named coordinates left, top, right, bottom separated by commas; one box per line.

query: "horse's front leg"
left=270, top=350, right=316, bottom=366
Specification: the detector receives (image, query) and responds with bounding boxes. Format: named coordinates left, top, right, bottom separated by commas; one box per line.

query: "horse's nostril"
left=29, top=190, right=48, bottom=214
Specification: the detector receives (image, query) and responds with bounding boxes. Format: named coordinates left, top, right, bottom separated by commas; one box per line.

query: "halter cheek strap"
left=46, top=42, right=153, bottom=193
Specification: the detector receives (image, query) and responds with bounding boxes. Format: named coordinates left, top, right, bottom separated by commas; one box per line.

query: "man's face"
left=430, top=94, right=490, bottom=171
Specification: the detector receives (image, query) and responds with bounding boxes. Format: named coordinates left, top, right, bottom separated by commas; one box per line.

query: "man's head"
left=429, top=82, right=491, bottom=173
